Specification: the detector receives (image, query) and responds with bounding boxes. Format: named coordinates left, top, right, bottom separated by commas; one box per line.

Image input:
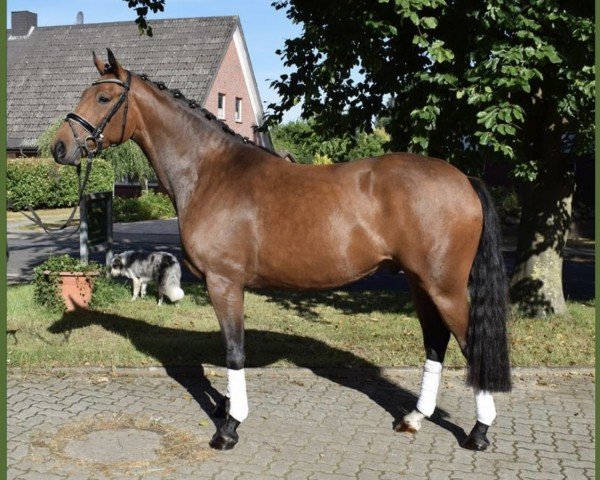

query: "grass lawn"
left=7, top=207, right=80, bottom=220
left=7, top=282, right=595, bottom=371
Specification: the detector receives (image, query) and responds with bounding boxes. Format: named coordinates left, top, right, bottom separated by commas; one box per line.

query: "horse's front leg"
left=206, top=275, right=247, bottom=450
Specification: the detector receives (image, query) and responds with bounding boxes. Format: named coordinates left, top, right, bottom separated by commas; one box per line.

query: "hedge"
left=7, top=158, right=114, bottom=211
left=113, top=190, right=176, bottom=222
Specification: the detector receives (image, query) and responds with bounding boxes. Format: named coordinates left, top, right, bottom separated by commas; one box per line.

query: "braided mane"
left=136, top=72, right=278, bottom=157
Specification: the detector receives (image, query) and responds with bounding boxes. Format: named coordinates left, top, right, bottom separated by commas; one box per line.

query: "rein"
left=19, top=72, right=132, bottom=236
left=20, top=159, right=91, bottom=236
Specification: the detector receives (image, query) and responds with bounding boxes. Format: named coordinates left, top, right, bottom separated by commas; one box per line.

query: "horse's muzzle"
left=52, top=139, right=82, bottom=166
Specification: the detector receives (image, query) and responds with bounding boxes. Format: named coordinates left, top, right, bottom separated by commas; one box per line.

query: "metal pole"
left=105, top=193, right=113, bottom=277
left=79, top=195, right=89, bottom=265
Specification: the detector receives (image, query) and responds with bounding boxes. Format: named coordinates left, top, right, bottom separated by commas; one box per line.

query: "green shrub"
left=101, top=141, right=155, bottom=185
left=88, top=276, right=130, bottom=310
left=348, top=128, right=391, bottom=160
left=7, top=158, right=114, bottom=211
left=490, top=186, right=522, bottom=219
left=271, top=119, right=391, bottom=164
left=270, top=120, right=315, bottom=164
left=36, top=118, right=63, bottom=158
left=312, top=153, right=334, bottom=165
left=33, top=255, right=102, bottom=313
left=500, top=190, right=521, bottom=218
left=113, top=190, right=176, bottom=222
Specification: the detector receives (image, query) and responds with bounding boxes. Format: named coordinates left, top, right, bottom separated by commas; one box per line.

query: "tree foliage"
left=124, top=0, right=165, bottom=36
left=271, top=120, right=390, bottom=164
left=265, top=0, right=594, bottom=180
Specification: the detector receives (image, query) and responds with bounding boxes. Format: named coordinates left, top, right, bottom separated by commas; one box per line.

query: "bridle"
left=66, top=70, right=132, bottom=157
left=20, top=70, right=132, bottom=236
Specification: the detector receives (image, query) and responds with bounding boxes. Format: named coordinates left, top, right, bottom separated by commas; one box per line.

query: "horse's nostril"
left=53, top=141, right=66, bottom=160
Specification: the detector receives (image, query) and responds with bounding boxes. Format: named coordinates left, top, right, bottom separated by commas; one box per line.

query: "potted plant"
left=33, top=255, right=101, bottom=312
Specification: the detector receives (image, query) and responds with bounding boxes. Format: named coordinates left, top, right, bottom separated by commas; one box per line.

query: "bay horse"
left=52, top=50, right=511, bottom=452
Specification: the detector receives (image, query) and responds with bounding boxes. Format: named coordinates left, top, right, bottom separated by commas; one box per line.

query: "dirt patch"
left=29, top=413, right=214, bottom=476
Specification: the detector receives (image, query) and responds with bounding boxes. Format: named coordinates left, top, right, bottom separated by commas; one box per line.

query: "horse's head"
left=52, top=49, right=136, bottom=165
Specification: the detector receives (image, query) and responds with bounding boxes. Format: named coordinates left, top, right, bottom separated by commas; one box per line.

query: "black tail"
left=467, top=178, right=512, bottom=392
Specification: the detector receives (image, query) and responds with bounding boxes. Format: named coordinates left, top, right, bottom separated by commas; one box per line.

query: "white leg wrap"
left=416, top=360, right=443, bottom=418
left=474, top=390, right=496, bottom=426
left=227, top=368, right=249, bottom=423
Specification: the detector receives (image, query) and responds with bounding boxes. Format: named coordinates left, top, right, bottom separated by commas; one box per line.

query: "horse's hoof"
left=462, top=421, right=491, bottom=451
left=394, top=420, right=418, bottom=434
left=395, top=410, right=424, bottom=434
left=461, top=434, right=490, bottom=451
left=210, top=414, right=240, bottom=450
left=209, top=430, right=238, bottom=450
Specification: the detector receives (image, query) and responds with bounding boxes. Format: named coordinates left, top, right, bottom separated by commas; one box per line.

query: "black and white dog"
left=110, top=251, right=185, bottom=304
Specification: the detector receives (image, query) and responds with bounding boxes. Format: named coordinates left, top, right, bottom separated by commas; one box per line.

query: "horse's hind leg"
left=405, top=277, right=497, bottom=451
left=427, top=287, right=498, bottom=451
left=397, top=283, right=450, bottom=433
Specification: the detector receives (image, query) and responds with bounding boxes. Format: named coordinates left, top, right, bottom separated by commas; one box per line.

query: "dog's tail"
left=158, top=254, right=185, bottom=303
left=165, top=285, right=185, bottom=302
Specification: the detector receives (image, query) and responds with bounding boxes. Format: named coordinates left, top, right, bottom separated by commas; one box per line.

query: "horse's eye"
left=98, top=95, right=110, bottom=104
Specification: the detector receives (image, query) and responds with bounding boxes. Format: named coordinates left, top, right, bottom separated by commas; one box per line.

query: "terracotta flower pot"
left=45, top=270, right=100, bottom=312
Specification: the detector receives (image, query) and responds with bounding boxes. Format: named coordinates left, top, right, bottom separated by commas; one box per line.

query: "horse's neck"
left=130, top=84, right=237, bottom=209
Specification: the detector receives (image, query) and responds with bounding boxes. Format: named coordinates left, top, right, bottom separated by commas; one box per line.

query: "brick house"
left=7, top=10, right=273, bottom=158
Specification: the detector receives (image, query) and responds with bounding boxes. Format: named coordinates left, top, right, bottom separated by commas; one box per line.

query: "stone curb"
left=8, top=365, right=595, bottom=379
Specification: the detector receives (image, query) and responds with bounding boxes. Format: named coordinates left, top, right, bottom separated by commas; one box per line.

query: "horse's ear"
left=106, top=48, right=126, bottom=79
left=92, top=51, right=105, bottom=75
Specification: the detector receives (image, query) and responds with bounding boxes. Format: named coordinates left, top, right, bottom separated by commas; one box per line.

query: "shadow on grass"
left=252, top=288, right=414, bottom=322
left=48, top=308, right=467, bottom=445
left=181, top=281, right=415, bottom=322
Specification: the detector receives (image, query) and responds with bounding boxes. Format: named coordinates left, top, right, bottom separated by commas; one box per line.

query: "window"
left=217, top=93, right=225, bottom=119
left=235, top=97, right=242, bottom=122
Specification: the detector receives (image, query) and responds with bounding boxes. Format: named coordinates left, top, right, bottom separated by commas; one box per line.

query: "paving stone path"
left=8, top=367, right=595, bottom=480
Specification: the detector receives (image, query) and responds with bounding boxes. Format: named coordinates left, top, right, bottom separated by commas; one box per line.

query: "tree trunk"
left=509, top=156, right=574, bottom=317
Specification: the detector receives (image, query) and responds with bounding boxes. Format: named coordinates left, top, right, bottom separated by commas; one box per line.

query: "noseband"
left=66, top=70, right=132, bottom=156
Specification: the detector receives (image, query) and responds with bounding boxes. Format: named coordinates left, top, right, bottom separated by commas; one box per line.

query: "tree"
left=262, top=0, right=593, bottom=317
left=271, top=119, right=390, bottom=164
left=124, top=0, right=165, bottom=36
left=127, top=0, right=594, bottom=316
